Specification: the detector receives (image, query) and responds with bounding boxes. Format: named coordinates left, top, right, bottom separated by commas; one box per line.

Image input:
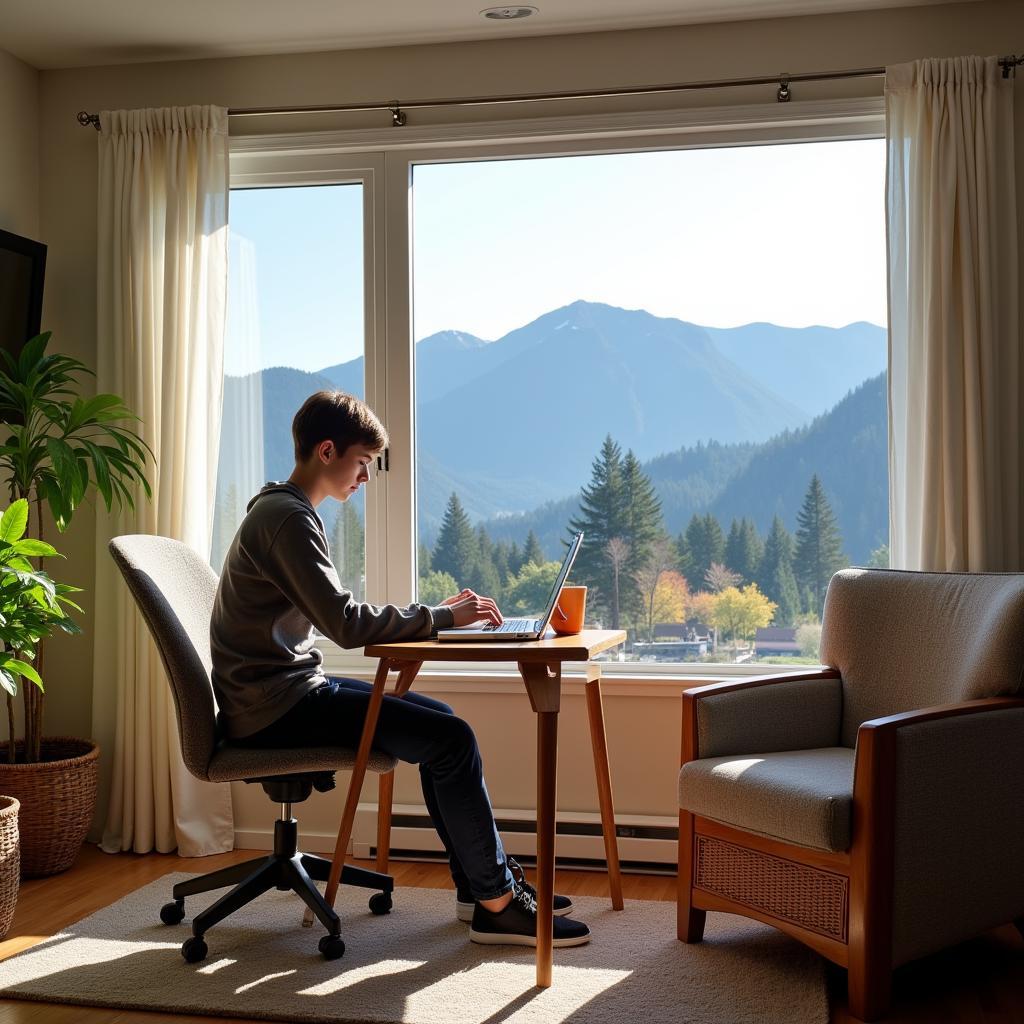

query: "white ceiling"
left=0, top=0, right=974, bottom=70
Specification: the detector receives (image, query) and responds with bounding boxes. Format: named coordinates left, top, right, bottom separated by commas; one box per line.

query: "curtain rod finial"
left=77, top=111, right=101, bottom=131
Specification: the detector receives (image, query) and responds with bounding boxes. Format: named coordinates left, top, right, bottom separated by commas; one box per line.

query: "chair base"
left=165, top=817, right=393, bottom=949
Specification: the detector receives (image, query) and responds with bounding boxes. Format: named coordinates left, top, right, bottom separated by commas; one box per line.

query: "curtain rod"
left=75, top=53, right=1024, bottom=131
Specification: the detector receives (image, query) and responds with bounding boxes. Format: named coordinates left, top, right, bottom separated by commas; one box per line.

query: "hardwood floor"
left=0, top=845, right=1021, bottom=1023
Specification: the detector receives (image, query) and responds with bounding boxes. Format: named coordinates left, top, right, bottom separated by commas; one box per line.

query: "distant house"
left=655, top=620, right=714, bottom=642
left=634, top=620, right=715, bottom=661
left=754, top=627, right=799, bottom=656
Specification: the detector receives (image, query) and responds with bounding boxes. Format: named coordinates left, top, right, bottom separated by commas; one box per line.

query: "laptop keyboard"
left=483, top=618, right=536, bottom=632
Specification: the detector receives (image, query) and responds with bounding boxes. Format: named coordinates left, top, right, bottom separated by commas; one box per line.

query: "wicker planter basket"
left=0, top=738, right=99, bottom=878
left=0, top=796, right=19, bottom=937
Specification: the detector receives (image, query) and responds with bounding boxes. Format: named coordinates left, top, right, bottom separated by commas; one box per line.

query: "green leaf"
left=12, top=539, right=59, bottom=558
left=38, top=475, right=69, bottom=532
left=81, top=394, right=130, bottom=423
left=80, top=440, right=113, bottom=508
left=16, top=332, right=51, bottom=380
left=0, top=655, right=42, bottom=687
left=0, top=499, right=29, bottom=543
left=0, top=669, right=16, bottom=697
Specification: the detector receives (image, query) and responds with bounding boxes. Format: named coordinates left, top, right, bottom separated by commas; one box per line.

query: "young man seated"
left=210, top=389, right=590, bottom=947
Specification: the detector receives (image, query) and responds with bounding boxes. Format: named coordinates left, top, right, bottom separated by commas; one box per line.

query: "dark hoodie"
left=210, top=482, right=455, bottom=739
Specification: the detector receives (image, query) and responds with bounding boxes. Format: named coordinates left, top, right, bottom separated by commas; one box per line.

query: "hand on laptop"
left=442, top=589, right=504, bottom=627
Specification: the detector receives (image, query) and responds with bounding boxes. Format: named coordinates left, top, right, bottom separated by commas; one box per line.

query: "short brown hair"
left=291, top=390, right=389, bottom=462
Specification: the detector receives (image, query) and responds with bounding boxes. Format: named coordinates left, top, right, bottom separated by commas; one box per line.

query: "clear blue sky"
left=226, top=138, right=887, bottom=375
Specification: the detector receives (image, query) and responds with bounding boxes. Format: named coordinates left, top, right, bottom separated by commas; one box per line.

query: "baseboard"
left=234, top=803, right=680, bottom=866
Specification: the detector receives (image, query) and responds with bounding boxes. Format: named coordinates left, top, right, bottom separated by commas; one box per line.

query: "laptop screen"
left=536, top=532, right=584, bottom=631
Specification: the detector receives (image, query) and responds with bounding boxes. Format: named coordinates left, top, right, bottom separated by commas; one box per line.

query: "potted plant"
left=0, top=333, right=152, bottom=876
left=0, top=498, right=80, bottom=888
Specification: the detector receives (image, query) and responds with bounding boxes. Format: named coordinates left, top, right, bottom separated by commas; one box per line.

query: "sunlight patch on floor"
left=407, top=962, right=632, bottom=1024
left=236, top=969, right=298, bottom=993
left=298, top=959, right=426, bottom=997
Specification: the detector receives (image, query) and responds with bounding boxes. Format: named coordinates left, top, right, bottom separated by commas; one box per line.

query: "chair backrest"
left=821, top=567, right=1024, bottom=747
left=108, top=535, right=220, bottom=780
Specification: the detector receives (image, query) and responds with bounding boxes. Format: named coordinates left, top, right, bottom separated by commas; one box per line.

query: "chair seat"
left=207, top=743, right=398, bottom=783
left=678, top=747, right=855, bottom=852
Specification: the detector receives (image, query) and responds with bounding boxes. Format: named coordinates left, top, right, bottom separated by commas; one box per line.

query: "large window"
left=214, top=183, right=367, bottom=598
left=412, top=140, right=888, bottom=665
left=220, top=115, right=887, bottom=673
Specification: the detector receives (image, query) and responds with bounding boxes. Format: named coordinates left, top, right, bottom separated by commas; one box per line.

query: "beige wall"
left=30, top=0, right=1024, bottom=845
left=0, top=48, right=39, bottom=239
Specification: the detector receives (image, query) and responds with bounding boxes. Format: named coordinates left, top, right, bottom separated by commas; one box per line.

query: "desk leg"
left=518, top=660, right=561, bottom=989
left=324, top=657, right=405, bottom=912
left=584, top=670, right=624, bottom=910
left=375, top=661, right=422, bottom=876
left=536, top=710, right=558, bottom=988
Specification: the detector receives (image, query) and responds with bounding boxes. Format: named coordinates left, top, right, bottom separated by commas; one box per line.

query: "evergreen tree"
left=432, top=492, right=477, bottom=584
left=675, top=528, right=694, bottom=588
left=466, top=525, right=502, bottom=600
left=793, top=474, right=848, bottom=617
left=757, top=515, right=800, bottom=626
left=507, top=541, right=523, bottom=578
left=522, top=530, right=545, bottom=567
left=621, top=449, right=664, bottom=607
left=568, top=436, right=628, bottom=619
left=418, top=542, right=432, bottom=575
left=492, top=540, right=512, bottom=587
left=724, top=517, right=763, bottom=583
left=682, top=513, right=725, bottom=592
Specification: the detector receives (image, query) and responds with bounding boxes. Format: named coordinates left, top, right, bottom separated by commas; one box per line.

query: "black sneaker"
left=469, top=880, right=590, bottom=947
left=456, top=857, right=575, bottom=922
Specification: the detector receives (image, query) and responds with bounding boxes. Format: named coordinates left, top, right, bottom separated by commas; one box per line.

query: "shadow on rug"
left=0, top=873, right=827, bottom=1024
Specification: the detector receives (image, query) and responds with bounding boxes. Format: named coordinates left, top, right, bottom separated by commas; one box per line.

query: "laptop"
left=436, top=531, right=584, bottom=642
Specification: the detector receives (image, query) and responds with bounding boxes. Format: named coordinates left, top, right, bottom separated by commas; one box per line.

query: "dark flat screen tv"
left=0, top=228, right=47, bottom=359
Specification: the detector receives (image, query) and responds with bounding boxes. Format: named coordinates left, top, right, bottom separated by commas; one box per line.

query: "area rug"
left=0, top=873, right=827, bottom=1023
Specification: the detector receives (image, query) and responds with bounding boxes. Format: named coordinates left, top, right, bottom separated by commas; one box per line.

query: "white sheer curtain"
left=886, top=56, right=1021, bottom=571
left=91, top=105, right=234, bottom=855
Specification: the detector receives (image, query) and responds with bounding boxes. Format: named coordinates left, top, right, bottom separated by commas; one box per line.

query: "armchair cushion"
left=679, top=747, right=855, bottom=852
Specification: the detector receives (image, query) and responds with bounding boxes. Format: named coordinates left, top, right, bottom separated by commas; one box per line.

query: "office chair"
left=109, top=534, right=397, bottom=964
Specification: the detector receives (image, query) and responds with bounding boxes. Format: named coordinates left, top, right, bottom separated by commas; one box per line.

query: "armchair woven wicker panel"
left=677, top=568, right=1024, bottom=1022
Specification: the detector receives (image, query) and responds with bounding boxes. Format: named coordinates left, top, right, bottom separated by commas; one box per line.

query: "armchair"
left=677, top=568, right=1024, bottom=1021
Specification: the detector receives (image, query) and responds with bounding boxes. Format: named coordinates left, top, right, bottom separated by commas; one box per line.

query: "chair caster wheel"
left=368, top=892, right=393, bottom=915
left=181, top=936, right=208, bottom=963
left=160, top=901, right=185, bottom=926
left=318, top=934, right=346, bottom=960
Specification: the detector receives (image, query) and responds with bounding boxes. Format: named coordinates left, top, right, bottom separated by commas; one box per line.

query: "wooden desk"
left=323, top=629, right=627, bottom=988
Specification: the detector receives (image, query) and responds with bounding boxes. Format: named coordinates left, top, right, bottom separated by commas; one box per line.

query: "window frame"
left=228, top=95, right=885, bottom=678
left=227, top=152, right=391, bottom=604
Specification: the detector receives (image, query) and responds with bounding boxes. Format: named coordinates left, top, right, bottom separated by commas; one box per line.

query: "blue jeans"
left=237, top=676, right=514, bottom=901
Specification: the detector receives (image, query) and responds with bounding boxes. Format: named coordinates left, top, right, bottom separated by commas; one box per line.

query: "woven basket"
left=0, top=796, right=19, bottom=937
left=0, top=738, right=99, bottom=878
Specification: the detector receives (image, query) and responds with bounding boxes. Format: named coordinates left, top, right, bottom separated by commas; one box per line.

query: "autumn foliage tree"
left=709, top=583, right=777, bottom=649
left=633, top=536, right=687, bottom=641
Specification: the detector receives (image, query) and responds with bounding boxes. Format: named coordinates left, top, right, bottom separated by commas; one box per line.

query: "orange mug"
left=551, top=585, right=587, bottom=635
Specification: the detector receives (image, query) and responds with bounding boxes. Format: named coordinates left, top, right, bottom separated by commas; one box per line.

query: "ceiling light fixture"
left=480, top=6, right=538, bottom=20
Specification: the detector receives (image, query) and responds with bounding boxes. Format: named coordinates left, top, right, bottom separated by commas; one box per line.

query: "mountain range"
left=215, top=301, right=887, bottom=562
